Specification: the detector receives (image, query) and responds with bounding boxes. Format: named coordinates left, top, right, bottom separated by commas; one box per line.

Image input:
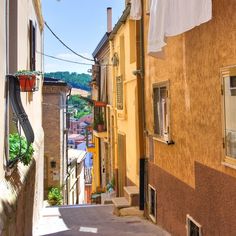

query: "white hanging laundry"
left=130, top=0, right=142, bottom=20
left=166, top=0, right=212, bottom=36
left=148, top=0, right=168, bottom=57
left=146, top=0, right=152, bottom=15
left=148, top=0, right=212, bottom=57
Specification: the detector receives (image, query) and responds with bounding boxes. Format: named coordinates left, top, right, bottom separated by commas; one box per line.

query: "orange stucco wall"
left=143, top=0, right=236, bottom=187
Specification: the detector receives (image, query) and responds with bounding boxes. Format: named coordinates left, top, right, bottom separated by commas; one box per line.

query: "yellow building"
left=109, top=2, right=144, bottom=199
left=90, top=8, right=113, bottom=196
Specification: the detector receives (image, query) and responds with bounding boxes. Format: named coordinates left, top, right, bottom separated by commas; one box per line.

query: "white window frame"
left=148, top=184, right=156, bottom=223
left=186, top=214, right=202, bottom=236
left=153, top=82, right=171, bottom=144
left=221, top=66, right=236, bottom=168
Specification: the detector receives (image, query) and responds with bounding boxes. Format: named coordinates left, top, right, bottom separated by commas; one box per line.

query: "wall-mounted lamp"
left=132, top=69, right=142, bottom=76
left=111, top=53, right=119, bottom=67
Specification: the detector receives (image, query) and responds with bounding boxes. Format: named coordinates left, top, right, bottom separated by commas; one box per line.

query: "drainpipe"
left=139, top=0, right=147, bottom=211
left=65, top=86, right=72, bottom=205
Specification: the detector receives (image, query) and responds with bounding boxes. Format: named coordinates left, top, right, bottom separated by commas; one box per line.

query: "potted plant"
left=47, top=187, right=63, bottom=206
left=94, top=113, right=105, bottom=132
left=9, top=133, right=34, bottom=166
left=14, top=70, right=41, bottom=92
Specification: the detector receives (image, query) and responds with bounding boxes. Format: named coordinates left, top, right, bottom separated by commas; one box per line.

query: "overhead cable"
left=37, top=51, right=94, bottom=66
left=44, top=21, right=94, bottom=62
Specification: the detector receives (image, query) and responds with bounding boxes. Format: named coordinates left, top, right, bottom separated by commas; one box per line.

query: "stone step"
left=124, top=186, right=139, bottom=206
left=112, top=197, right=130, bottom=216
left=112, top=197, right=130, bottom=209
left=119, top=207, right=144, bottom=217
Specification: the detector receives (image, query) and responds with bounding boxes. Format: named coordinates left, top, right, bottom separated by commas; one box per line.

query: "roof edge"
left=109, top=4, right=131, bottom=41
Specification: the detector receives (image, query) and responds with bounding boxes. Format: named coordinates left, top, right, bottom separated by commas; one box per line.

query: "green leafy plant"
left=106, top=177, right=115, bottom=192
left=93, top=112, right=104, bottom=129
left=9, top=133, right=34, bottom=166
left=14, top=70, right=41, bottom=76
left=97, top=112, right=104, bottom=125
left=48, top=187, right=63, bottom=206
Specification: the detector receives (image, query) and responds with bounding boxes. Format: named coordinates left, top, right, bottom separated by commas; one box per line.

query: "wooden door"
left=117, top=133, right=126, bottom=196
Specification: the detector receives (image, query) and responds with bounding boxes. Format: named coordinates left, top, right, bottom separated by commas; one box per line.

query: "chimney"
left=107, top=7, right=112, bottom=33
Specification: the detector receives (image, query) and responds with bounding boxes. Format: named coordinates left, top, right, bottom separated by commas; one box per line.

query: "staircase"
left=112, top=186, right=143, bottom=217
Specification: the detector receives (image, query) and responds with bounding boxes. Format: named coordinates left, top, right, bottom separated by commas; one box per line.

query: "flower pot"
left=17, top=74, right=36, bottom=92
left=48, top=199, right=58, bottom=206
left=97, top=124, right=104, bottom=132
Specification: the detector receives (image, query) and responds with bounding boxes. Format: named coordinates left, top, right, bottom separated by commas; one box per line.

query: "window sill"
left=153, top=136, right=174, bottom=145
left=222, top=161, right=236, bottom=170
left=149, top=214, right=156, bottom=223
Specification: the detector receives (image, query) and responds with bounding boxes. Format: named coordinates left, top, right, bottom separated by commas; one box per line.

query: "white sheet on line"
left=147, top=0, right=212, bottom=57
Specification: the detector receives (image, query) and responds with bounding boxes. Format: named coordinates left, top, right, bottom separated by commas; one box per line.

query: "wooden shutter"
left=116, top=76, right=123, bottom=110
left=30, top=20, right=36, bottom=71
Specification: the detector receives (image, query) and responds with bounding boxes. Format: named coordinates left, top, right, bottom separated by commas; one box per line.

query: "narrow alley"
left=34, top=205, right=169, bottom=236
left=1, top=0, right=236, bottom=235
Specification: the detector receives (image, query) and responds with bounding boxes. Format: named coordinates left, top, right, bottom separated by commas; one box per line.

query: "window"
left=148, top=185, right=156, bottom=222
left=153, top=82, right=170, bottom=142
left=222, top=67, right=236, bottom=161
left=29, top=20, right=36, bottom=71
left=116, top=76, right=123, bottom=110
left=186, top=215, right=202, bottom=236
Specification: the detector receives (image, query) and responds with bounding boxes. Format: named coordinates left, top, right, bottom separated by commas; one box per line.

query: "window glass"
left=153, top=85, right=168, bottom=138
left=224, top=76, right=236, bottom=158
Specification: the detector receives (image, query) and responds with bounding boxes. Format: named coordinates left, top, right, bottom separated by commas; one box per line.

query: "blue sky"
left=42, top=0, right=124, bottom=74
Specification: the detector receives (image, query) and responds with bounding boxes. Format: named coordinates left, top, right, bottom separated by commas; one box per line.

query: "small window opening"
left=186, top=215, right=202, bottom=236
left=148, top=185, right=156, bottom=222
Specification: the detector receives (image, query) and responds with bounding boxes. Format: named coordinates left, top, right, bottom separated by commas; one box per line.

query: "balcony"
left=92, top=103, right=107, bottom=139
left=93, top=129, right=107, bottom=139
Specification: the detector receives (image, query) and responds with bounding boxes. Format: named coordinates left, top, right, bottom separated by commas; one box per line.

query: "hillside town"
left=0, top=0, right=236, bottom=235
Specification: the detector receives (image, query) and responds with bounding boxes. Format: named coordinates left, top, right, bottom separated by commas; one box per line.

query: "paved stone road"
left=34, top=205, right=170, bottom=236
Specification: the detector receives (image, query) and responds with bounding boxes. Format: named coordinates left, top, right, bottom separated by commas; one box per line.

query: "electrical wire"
left=37, top=51, right=94, bottom=66
left=44, top=21, right=94, bottom=62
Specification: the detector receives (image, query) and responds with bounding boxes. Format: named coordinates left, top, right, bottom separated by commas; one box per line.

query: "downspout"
left=140, top=0, right=145, bottom=131
left=139, top=0, right=147, bottom=211
left=65, top=86, right=72, bottom=205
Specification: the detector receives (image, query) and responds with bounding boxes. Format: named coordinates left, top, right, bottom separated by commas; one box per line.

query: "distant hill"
left=71, top=88, right=90, bottom=98
left=44, top=71, right=91, bottom=91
